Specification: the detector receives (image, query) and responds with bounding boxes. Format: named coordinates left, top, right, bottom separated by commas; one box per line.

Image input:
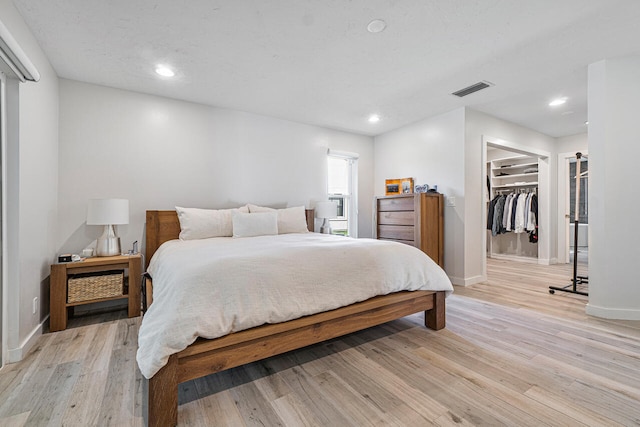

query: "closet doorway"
left=557, top=151, right=589, bottom=268
left=482, top=136, right=551, bottom=282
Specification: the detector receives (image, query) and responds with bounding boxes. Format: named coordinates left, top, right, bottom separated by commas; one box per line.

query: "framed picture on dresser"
left=385, top=177, right=414, bottom=195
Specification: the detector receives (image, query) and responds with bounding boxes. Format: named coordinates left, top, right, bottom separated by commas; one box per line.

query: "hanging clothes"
left=487, top=195, right=499, bottom=231
left=502, top=194, right=513, bottom=231
left=514, top=193, right=528, bottom=233
left=528, top=194, right=538, bottom=243
left=491, top=195, right=506, bottom=236
left=487, top=190, right=538, bottom=239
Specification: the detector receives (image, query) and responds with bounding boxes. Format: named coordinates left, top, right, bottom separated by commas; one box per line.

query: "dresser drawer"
left=377, top=211, right=414, bottom=226
left=377, top=197, right=414, bottom=212
left=378, top=225, right=415, bottom=241
left=378, top=237, right=417, bottom=248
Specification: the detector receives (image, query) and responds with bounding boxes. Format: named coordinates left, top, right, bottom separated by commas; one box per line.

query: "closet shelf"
left=493, top=182, right=538, bottom=189
left=493, top=172, right=538, bottom=179
left=492, top=162, right=538, bottom=171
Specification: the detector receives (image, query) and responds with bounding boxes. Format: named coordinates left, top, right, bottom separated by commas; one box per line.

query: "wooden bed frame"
left=142, top=209, right=446, bottom=427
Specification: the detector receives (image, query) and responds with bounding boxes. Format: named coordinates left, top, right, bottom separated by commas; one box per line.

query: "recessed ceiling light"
left=155, top=65, right=175, bottom=77
left=368, top=114, right=380, bottom=123
left=549, top=97, right=567, bottom=107
left=367, top=19, right=387, bottom=33
left=585, top=121, right=589, bottom=125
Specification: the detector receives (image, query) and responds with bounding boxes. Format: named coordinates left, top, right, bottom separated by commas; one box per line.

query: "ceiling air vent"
left=452, top=81, right=493, bottom=97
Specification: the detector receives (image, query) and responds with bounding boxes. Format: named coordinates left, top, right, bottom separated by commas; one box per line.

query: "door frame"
left=482, top=135, right=551, bottom=279
left=1, top=70, right=6, bottom=368
left=556, top=151, right=588, bottom=264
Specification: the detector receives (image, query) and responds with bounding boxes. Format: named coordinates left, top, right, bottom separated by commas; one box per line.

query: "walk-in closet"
left=484, top=137, right=551, bottom=266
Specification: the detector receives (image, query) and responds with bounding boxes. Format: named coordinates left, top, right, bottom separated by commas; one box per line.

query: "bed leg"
left=143, top=354, right=178, bottom=427
left=425, top=291, right=445, bottom=330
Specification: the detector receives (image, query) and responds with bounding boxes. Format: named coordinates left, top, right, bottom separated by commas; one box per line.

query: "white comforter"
left=136, top=233, right=453, bottom=379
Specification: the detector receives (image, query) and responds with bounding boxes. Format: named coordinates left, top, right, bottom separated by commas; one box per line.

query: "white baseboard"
left=7, top=315, right=48, bottom=363
left=450, top=275, right=486, bottom=287
left=586, top=304, right=640, bottom=320
left=489, top=253, right=539, bottom=264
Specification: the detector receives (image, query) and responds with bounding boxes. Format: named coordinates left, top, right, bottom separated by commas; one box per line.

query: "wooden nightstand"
left=50, top=254, right=142, bottom=332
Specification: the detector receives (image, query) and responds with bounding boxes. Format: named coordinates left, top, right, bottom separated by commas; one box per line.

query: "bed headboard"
left=145, top=209, right=315, bottom=269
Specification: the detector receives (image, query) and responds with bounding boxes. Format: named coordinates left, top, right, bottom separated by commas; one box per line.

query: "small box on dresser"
left=375, top=192, right=444, bottom=267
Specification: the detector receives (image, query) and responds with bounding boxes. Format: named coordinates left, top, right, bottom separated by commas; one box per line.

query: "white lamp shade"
left=87, top=198, right=129, bottom=225
left=315, top=201, right=337, bottom=219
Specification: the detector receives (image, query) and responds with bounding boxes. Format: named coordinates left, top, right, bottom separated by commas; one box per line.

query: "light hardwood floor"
left=1, top=259, right=639, bottom=426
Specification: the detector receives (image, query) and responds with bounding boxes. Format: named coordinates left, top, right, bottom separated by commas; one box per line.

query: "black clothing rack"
left=550, top=152, right=588, bottom=296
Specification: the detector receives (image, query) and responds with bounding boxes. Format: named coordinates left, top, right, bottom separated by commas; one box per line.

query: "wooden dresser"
left=375, top=192, right=444, bottom=267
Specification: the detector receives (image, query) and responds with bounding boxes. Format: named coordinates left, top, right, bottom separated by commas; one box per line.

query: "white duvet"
left=136, top=233, right=453, bottom=379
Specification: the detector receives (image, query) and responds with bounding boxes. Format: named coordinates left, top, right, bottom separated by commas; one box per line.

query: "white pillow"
left=247, top=204, right=308, bottom=234
left=247, top=204, right=274, bottom=213
left=176, top=205, right=249, bottom=240
left=232, top=211, right=278, bottom=238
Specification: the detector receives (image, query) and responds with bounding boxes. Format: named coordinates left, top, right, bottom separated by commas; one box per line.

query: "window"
left=327, top=151, right=358, bottom=236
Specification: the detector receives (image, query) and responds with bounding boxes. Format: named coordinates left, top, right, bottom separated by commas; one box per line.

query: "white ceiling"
left=12, top=0, right=640, bottom=137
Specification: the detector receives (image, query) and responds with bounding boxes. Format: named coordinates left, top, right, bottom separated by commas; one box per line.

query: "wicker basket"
left=67, top=270, right=124, bottom=303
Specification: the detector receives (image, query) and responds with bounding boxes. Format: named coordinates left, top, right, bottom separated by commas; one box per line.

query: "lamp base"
left=96, top=224, right=121, bottom=256
left=96, top=236, right=121, bottom=257
left=320, top=218, right=332, bottom=234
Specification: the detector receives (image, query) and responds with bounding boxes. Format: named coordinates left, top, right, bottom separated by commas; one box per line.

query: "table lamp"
left=87, top=198, right=129, bottom=256
left=315, top=201, right=338, bottom=234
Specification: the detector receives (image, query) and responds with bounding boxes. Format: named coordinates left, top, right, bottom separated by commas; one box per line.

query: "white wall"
left=57, top=80, right=374, bottom=257
left=556, top=133, right=588, bottom=154
left=374, top=108, right=466, bottom=282
left=0, top=0, right=59, bottom=361
left=586, top=56, right=640, bottom=319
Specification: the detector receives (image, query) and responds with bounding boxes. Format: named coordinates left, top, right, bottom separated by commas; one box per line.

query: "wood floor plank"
left=0, top=411, right=30, bottom=427
left=60, top=370, right=108, bottom=426
left=275, top=364, right=356, bottom=426
left=1, top=258, right=639, bottom=426
left=24, top=361, right=81, bottom=426
left=524, top=385, right=625, bottom=427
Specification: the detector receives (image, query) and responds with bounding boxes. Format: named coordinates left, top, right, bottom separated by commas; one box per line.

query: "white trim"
left=327, top=151, right=359, bottom=237
left=481, top=138, right=488, bottom=280
left=327, top=149, right=359, bottom=159
left=483, top=135, right=551, bottom=271
left=0, top=71, right=6, bottom=368
left=449, top=275, right=486, bottom=287
left=484, top=135, right=550, bottom=159
left=556, top=150, right=588, bottom=265
left=489, top=253, right=539, bottom=264
left=586, top=304, right=640, bottom=320
left=0, top=19, right=40, bottom=82
left=7, top=315, right=47, bottom=363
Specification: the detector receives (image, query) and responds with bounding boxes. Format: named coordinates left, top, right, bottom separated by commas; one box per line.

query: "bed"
left=140, top=209, right=452, bottom=427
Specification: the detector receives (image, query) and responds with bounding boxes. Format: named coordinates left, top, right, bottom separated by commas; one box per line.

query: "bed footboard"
left=142, top=290, right=445, bottom=427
